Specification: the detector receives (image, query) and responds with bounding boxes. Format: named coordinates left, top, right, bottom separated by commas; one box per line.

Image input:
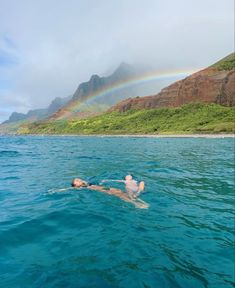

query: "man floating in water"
left=71, top=176, right=148, bottom=209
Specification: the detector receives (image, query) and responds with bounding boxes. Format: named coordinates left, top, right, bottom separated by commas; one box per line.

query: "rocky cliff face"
left=47, top=95, right=72, bottom=115
left=50, top=63, right=138, bottom=120
left=110, top=53, right=235, bottom=112
left=72, top=62, right=135, bottom=102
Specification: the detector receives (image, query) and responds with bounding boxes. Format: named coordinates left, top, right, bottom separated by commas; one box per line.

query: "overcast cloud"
left=0, top=0, right=234, bottom=122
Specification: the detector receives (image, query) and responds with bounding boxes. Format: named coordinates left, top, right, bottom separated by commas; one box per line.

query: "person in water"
left=71, top=178, right=148, bottom=209
left=101, top=175, right=145, bottom=199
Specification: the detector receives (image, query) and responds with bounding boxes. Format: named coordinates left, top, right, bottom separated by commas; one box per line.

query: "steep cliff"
left=110, top=53, right=235, bottom=112
left=50, top=63, right=138, bottom=120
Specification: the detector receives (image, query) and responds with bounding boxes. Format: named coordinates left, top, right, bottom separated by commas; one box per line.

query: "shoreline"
left=1, top=133, right=234, bottom=138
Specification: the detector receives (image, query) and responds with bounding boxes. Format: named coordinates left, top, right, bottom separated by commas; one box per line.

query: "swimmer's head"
left=125, top=175, right=133, bottom=181
left=71, top=178, right=88, bottom=188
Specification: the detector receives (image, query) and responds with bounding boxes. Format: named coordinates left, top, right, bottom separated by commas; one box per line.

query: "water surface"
left=0, top=136, right=234, bottom=288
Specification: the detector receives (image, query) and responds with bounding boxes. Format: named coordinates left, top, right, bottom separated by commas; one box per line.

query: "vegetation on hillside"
left=212, top=53, right=235, bottom=71
left=0, top=120, right=29, bottom=134
left=19, top=103, right=235, bottom=135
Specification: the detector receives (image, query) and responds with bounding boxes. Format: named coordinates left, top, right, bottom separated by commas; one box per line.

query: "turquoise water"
left=0, top=136, right=234, bottom=288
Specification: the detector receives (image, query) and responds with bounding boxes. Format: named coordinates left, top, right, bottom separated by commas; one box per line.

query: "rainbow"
left=69, top=67, right=200, bottom=112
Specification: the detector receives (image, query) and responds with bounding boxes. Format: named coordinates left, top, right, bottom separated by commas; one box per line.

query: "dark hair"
left=71, top=179, right=88, bottom=188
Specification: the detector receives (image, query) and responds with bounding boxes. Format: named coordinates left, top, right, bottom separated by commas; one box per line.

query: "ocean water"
left=0, top=135, right=234, bottom=288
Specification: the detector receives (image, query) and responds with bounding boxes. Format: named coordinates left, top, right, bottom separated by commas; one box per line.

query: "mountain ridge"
left=2, top=95, right=72, bottom=125
left=49, top=62, right=139, bottom=120
left=2, top=53, right=234, bottom=135
left=19, top=52, right=235, bottom=136
left=109, top=53, right=235, bottom=112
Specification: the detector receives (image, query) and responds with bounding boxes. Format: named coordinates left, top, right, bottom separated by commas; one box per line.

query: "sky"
left=0, top=0, right=234, bottom=122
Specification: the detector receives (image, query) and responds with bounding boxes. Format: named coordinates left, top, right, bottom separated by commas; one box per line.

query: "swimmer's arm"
left=58, top=188, right=71, bottom=191
left=100, top=179, right=125, bottom=184
left=48, top=187, right=73, bottom=193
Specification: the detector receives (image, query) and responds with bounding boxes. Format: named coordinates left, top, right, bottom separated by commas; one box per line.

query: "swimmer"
left=101, top=175, right=145, bottom=199
left=71, top=178, right=148, bottom=209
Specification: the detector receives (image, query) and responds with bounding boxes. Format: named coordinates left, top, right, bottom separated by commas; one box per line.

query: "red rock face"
left=110, top=68, right=235, bottom=112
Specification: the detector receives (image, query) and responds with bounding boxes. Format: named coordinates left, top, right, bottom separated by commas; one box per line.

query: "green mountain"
left=19, top=103, right=234, bottom=135
left=5, top=53, right=235, bottom=135
left=211, top=52, right=235, bottom=71
left=109, top=53, right=235, bottom=113
left=49, top=63, right=140, bottom=121
left=0, top=95, right=72, bottom=134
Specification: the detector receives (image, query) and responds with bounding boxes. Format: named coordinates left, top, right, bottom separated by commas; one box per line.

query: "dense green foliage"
left=211, top=53, right=235, bottom=71
left=20, top=103, right=235, bottom=135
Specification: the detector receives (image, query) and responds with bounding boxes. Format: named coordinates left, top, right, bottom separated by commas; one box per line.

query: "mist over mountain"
left=20, top=52, right=235, bottom=136
left=73, top=62, right=136, bottom=103
left=50, top=62, right=185, bottom=120
left=47, top=95, right=72, bottom=114
left=1, top=61, right=167, bottom=124
left=0, top=0, right=234, bottom=124
left=49, top=63, right=139, bottom=120
left=2, top=95, right=72, bottom=124
left=3, top=109, right=46, bottom=124
left=2, top=51, right=234, bottom=132
left=110, top=53, right=235, bottom=112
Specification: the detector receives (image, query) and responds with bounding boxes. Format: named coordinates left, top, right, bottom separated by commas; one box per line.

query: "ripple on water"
left=0, top=136, right=234, bottom=288
left=0, top=150, right=21, bottom=157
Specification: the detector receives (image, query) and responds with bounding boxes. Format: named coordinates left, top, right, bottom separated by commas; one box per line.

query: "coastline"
left=83, top=134, right=234, bottom=138
left=2, top=133, right=234, bottom=138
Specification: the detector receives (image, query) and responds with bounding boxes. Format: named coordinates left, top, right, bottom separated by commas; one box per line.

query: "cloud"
left=0, top=50, right=17, bottom=66
left=0, top=0, right=234, bottom=122
left=0, top=36, right=18, bottom=67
